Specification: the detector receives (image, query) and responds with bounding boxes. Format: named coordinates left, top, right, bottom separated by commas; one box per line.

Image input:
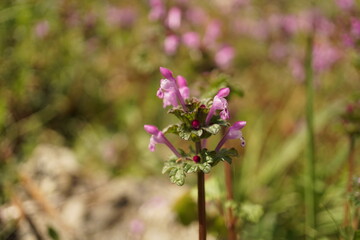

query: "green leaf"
left=223, top=156, right=232, bottom=164
left=179, top=130, right=191, bottom=140
left=238, top=202, right=264, bottom=223
left=162, top=161, right=177, bottom=174
left=354, top=230, right=360, bottom=240
left=178, top=124, right=192, bottom=140
left=199, top=163, right=211, bottom=173
left=216, top=148, right=238, bottom=164
left=187, top=165, right=199, bottom=173
left=168, top=108, right=188, bottom=123
left=214, top=118, right=231, bottom=127
left=163, top=124, right=180, bottom=134
left=192, top=129, right=203, bottom=137
left=203, top=124, right=221, bottom=135
left=170, top=168, right=186, bottom=186
left=168, top=106, right=198, bottom=125
left=183, top=163, right=192, bottom=172
left=47, top=226, right=60, bottom=240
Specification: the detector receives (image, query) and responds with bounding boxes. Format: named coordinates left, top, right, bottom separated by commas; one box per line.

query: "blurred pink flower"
left=185, top=7, right=207, bottom=25
left=269, top=42, right=289, bottom=60
left=234, top=18, right=268, bottom=40
left=233, top=0, right=251, bottom=7
left=149, top=0, right=165, bottom=21
left=296, top=11, right=313, bottom=33
left=34, top=21, right=49, bottom=38
left=166, top=7, right=182, bottom=30
left=289, top=57, right=305, bottom=81
left=164, top=35, right=180, bottom=55
left=130, top=219, right=145, bottom=236
left=214, top=46, right=235, bottom=69
left=182, top=32, right=201, bottom=49
left=203, top=20, right=221, bottom=46
left=106, top=7, right=137, bottom=28
left=335, top=0, right=354, bottom=10
left=314, top=15, right=335, bottom=37
left=281, top=15, right=298, bottom=35
left=342, top=34, right=355, bottom=47
left=351, top=18, right=360, bottom=37
left=312, top=42, right=341, bottom=73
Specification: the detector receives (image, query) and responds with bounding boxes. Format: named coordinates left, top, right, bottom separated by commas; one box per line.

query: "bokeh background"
left=1, top=0, right=360, bottom=239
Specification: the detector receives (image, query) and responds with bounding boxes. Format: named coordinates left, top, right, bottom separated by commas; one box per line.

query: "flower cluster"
left=144, top=67, right=246, bottom=185
left=148, top=0, right=235, bottom=69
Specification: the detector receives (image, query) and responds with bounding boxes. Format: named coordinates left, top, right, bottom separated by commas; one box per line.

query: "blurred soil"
left=1, top=144, right=215, bottom=240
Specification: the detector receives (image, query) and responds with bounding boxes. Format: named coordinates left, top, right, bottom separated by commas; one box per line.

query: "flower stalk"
left=304, top=26, right=316, bottom=240
left=196, top=141, right=207, bottom=240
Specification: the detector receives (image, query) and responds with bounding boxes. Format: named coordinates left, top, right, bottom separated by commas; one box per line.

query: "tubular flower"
left=176, top=75, right=190, bottom=100
left=166, top=7, right=182, bottom=30
left=164, top=34, right=180, bottom=56
left=156, top=78, right=178, bottom=108
left=205, top=88, right=230, bottom=125
left=157, top=67, right=188, bottom=111
left=215, top=121, right=246, bottom=151
left=148, top=0, right=165, bottom=21
left=144, top=125, right=182, bottom=157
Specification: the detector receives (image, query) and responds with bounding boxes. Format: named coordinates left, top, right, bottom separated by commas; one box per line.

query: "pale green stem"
left=305, top=30, right=316, bottom=240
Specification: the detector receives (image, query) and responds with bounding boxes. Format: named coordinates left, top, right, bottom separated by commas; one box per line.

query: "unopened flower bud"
left=192, top=120, right=201, bottom=130
left=193, top=155, right=201, bottom=163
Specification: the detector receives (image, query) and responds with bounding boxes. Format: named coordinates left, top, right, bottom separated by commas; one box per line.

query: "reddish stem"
left=196, top=141, right=206, bottom=240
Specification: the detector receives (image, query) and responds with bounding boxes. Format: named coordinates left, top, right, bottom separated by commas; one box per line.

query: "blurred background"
left=0, top=0, right=360, bottom=239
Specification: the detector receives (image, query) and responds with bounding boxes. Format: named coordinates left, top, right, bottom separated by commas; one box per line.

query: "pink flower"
left=159, top=67, right=175, bottom=81
left=233, top=0, right=251, bottom=7
left=312, top=42, right=341, bottom=73
left=185, top=7, right=207, bottom=26
left=144, top=125, right=181, bottom=157
left=129, top=219, right=145, bottom=235
left=157, top=67, right=189, bottom=111
left=149, top=0, right=165, bottom=21
left=34, top=21, right=49, bottom=39
left=106, top=7, right=137, bottom=28
left=214, top=46, right=235, bottom=69
left=351, top=18, right=360, bottom=37
left=203, top=20, right=221, bottom=47
left=269, top=42, right=289, bottom=61
left=205, top=88, right=230, bottom=125
left=157, top=78, right=178, bottom=108
left=281, top=15, right=298, bottom=35
left=335, top=0, right=354, bottom=10
left=176, top=75, right=190, bottom=99
left=215, top=121, right=246, bottom=151
left=166, top=7, right=182, bottom=30
left=289, top=57, right=305, bottom=81
left=182, top=32, right=201, bottom=49
left=342, top=34, right=355, bottom=47
left=164, top=35, right=179, bottom=55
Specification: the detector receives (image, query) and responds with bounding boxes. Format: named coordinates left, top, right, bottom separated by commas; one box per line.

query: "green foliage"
left=172, top=192, right=197, bottom=225
left=353, top=230, right=360, bottom=240
left=47, top=226, right=60, bottom=240
left=162, top=148, right=238, bottom=185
